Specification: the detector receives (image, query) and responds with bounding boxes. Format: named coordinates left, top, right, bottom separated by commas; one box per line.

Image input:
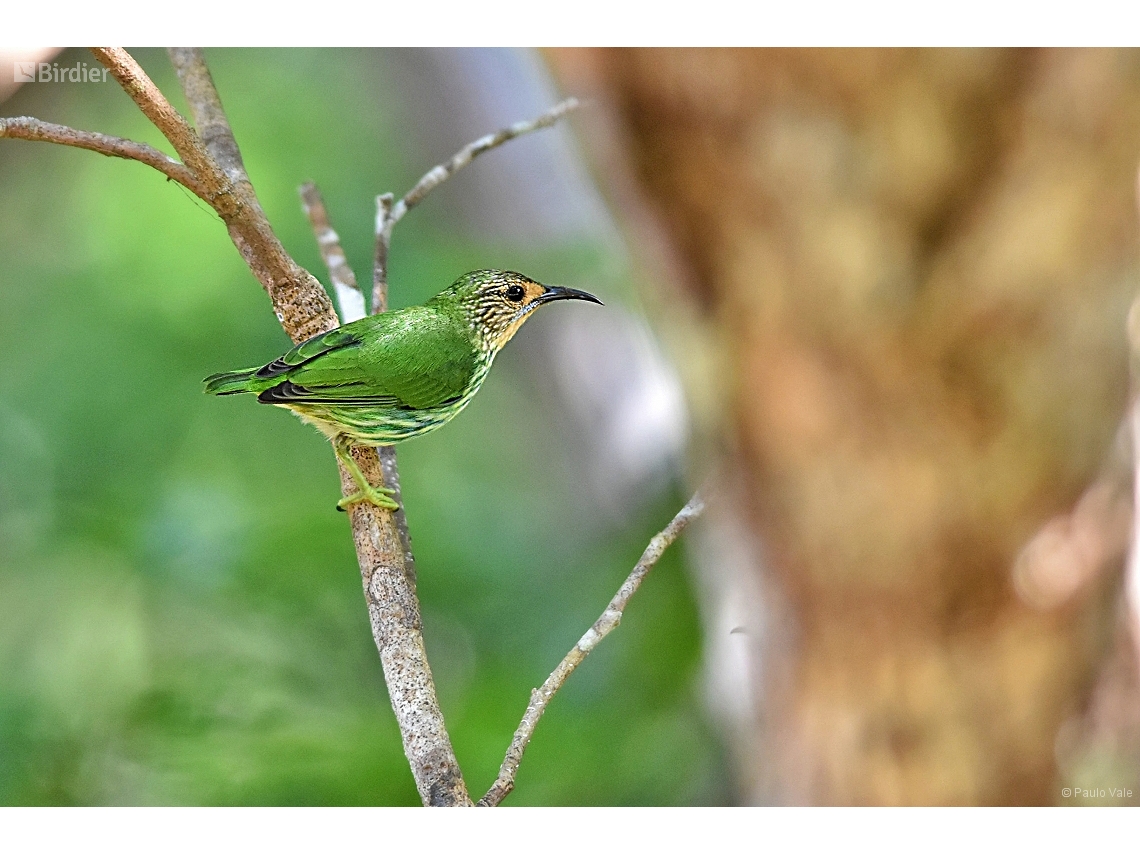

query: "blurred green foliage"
left=0, top=48, right=726, bottom=805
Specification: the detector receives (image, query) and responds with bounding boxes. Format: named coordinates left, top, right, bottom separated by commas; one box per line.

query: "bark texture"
left=551, top=47, right=1140, bottom=805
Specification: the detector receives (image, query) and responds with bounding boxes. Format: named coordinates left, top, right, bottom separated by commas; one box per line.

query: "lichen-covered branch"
left=371, top=97, right=581, bottom=310
left=342, top=441, right=470, bottom=806
left=478, top=489, right=707, bottom=807
left=0, top=116, right=205, bottom=195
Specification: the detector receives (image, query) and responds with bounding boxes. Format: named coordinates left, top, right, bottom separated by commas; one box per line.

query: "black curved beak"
left=537, top=285, right=604, bottom=306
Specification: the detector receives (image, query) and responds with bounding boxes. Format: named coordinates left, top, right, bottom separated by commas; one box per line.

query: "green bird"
left=204, top=269, right=602, bottom=511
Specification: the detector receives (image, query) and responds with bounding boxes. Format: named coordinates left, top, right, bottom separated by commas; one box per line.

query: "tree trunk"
left=551, top=47, right=1140, bottom=805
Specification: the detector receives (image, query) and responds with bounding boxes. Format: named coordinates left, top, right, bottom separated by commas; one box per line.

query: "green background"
left=0, top=48, right=726, bottom=805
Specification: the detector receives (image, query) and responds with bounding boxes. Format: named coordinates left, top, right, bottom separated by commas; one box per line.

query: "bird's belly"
left=279, top=397, right=471, bottom=446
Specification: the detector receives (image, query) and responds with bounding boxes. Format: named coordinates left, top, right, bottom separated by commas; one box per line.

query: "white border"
left=2, top=2, right=1139, bottom=48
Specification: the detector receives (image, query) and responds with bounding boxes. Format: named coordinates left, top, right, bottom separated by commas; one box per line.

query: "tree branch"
left=362, top=96, right=588, bottom=806
left=0, top=116, right=205, bottom=196
left=299, top=182, right=367, bottom=323
left=299, top=180, right=471, bottom=807
left=158, top=47, right=336, bottom=345
left=369, top=192, right=419, bottom=632
left=371, top=96, right=581, bottom=311
left=343, top=444, right=470, bottom=806
left=373, top=192, right=395, bottom=313
left=4, top=48, right=335, bottom=345
left=89, top=47, right=218, bottom=184
left=351, top=97, right=586, bottom=799
left=166, top=47, right=249, bottom=185
left=478, top=489, right=707, bottom=807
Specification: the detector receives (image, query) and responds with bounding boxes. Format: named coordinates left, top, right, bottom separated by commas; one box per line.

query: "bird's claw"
left=336, top=484, right=400, bottom=512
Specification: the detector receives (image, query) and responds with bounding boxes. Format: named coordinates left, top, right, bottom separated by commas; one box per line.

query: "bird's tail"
left=203, top=368, right=260, bottom=396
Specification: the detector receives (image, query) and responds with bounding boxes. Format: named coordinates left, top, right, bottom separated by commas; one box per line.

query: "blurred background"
left=2, top=47, right=1140, bottom=806
left=547, top=48, right=1140, bottom=805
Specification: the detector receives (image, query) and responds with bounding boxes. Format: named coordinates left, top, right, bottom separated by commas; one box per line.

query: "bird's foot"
left=332, top=436, right=399, bottom=513
left=336, top=483, right=399, bottom=512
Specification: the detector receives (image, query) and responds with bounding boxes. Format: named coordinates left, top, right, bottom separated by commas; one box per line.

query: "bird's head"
left=442, top=269, right=602, bottom=354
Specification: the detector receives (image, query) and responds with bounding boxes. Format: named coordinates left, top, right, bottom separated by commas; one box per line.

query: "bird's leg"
left=333, top=435, right=399, bottom=512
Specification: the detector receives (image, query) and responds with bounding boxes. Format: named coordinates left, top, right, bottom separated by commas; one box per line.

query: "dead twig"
left=371, top=96, right=581, bottom=310
left=373, top=192, right=395, bottom=313
left=478, top=489, right=707, bottom=807
left=299, top=182, right=367, bottom=323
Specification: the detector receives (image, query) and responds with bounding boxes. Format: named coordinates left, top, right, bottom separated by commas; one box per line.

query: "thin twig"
left=0, top=116, right=206, bottom=196
left=372, top=193, right=395, bottom=313
left=166, top=48, right=248, bottom=186
left=396, top=96, right=581, bottom=224
left=371, top=97, right=581, bottom=313
left=478, top=489, right=707, bottom=807
left=299, top=182, right=367, bottom=323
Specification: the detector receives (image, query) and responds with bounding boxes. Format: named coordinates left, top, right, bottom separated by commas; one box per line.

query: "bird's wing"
left=258, top=308, right=478, bottom=410
left=253, top=325, right=363, bottom=380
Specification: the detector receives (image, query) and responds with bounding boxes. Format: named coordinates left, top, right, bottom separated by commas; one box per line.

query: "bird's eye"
left=505, top=285, right=526, bottom=302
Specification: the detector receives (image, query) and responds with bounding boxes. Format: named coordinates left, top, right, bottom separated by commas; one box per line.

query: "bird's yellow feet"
left=333, top=436, right=399, bottom=512
left=337, top=484, right=399, bottom=512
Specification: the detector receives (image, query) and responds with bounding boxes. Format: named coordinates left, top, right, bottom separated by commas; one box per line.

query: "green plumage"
left=206, top=303, right=483, bottom=444
left=205, top=269, right=601, bottom=510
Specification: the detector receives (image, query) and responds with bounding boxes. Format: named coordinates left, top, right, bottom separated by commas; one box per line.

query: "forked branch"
left=372, top=96, right=581, bottom=310
left=90, top=47, right=220, bottom=185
